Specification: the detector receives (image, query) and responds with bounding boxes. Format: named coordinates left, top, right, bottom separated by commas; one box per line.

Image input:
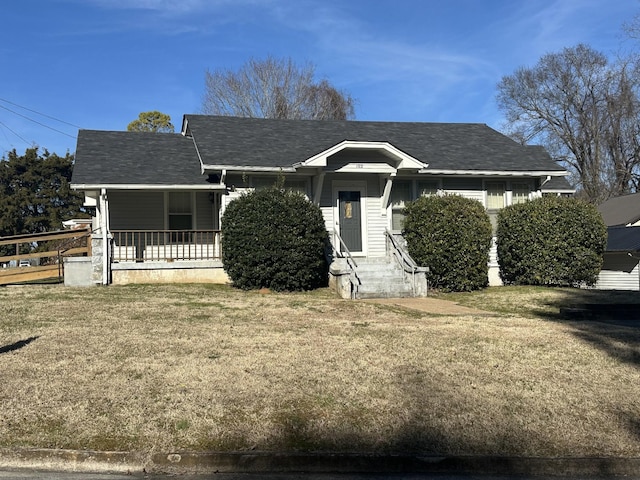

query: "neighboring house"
left=539, top=175, right=575, bottom=197
left=594, top=193, right=640, bottom=291
left=71, top=115, right=570, bottom=297
left=598, top=192, right=640, bottom=227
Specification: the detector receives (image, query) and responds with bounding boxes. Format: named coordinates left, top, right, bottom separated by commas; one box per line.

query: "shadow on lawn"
left=535, top=289, right=640, bottom=448
left=538, top=289, right=640, bottom=369
left=0, top=336, right=39, bottom=354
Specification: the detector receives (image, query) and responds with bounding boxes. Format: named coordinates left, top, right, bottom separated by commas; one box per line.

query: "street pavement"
left=2, top=471, right=640, bottom=480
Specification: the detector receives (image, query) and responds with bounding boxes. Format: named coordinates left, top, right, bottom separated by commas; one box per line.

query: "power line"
left=0, top=104, right=77, bottom=139
left=0, top=120, right=31, bottom=146
left=0, top=97, right=82, bottom=129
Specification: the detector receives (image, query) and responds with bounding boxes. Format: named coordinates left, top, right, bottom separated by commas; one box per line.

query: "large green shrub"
left=221, top=188, right=330, bottom=291
left=403, top=195, right=493, bottom=292
left=496, top=196, right=607, bottom=286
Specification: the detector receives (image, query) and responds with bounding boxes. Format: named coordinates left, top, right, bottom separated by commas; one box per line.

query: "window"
left=486, top=182, right=505, bottom=234
left=252, top=176, right=308, bottom=195
left=285, top=179, right=308, bottom=195
left=252, top=176, right=277, bottom=190
left=512, top=183, right=531, bottom=204
left=417, top=180, right=438, bottom=197
left=390, top=180, right=412, bottom=231
left=486, top=182, right=506, bottom=210
left=168, top=192, right=193, bottom=230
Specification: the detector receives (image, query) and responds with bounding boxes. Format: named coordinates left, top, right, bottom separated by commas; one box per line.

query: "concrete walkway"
left=364, top=297, right=489, bottom=316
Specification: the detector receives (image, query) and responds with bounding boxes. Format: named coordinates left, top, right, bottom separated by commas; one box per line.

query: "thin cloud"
left=267, top=1, right=498, bottom=114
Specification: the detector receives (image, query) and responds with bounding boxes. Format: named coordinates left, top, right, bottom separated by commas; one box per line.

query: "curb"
left=2, top=448, right=640, bottom=477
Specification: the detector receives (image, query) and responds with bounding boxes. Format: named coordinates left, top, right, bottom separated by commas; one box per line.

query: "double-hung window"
left=512, top=182, right=531, bottom=205
left=390, top=180, right=412, bottom=231
left=486, top=182, right=505, bottom=233
left=486, top=182, right=506, bottom=210
left=417, top=180, right=438, bottom=197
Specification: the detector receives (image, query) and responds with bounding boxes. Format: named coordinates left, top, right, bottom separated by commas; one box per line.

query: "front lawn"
left=1, top=284, right=639, bottom=458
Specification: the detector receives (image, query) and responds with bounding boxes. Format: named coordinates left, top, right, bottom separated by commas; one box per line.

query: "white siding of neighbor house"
left=594, top=253, right=640, bottom=291
left=109, top=191, right=165, bottom=230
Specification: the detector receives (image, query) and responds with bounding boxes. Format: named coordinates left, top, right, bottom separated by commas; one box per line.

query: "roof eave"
left=70, top=183, right=225, bottom=191
left=418, top=169, right=569, bottom=176
left=202, top=165, right=297, bottom=173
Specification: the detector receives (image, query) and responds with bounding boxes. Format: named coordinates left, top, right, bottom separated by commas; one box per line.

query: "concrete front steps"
left=329, top=256, right=428, bottom=299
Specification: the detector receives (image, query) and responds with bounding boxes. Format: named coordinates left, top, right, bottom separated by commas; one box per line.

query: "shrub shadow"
left=0, top=336, right=39, bottom=354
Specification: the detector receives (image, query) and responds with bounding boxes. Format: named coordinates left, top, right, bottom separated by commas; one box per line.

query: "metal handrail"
left=385, top=229, right=427, bottom=295
left=332, top=228, right=361, bottom=299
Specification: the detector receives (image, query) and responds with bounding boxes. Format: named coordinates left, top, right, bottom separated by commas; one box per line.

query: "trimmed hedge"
left=221, top=188, right=330, bottom=291
left=403, top=195, right=493, bottom=292
left=496, top=196, right=607, bottom=286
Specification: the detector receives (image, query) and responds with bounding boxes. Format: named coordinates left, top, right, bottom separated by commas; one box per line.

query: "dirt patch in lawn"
left=1, top=284, right=640, bottom=459
left=364, top=297, right=489, bottom=316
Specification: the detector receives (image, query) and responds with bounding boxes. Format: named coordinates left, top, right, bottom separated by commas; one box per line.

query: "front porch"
left=111, top=230, right=221, bottom=262
left=108, top=229, right=227, bottom=285
left=102, top=226, right=428, bottom=296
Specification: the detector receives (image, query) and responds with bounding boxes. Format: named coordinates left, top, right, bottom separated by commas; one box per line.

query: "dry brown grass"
left=1, top=283, right=640, bottom=458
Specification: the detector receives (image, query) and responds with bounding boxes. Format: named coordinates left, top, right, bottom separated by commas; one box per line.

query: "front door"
left=338, top=190, right=362, bottom=253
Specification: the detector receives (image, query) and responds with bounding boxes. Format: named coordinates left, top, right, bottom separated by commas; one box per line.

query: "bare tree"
left=202, top=57, right=355, bottom=120
left=497, top=44, right=640, bottom=203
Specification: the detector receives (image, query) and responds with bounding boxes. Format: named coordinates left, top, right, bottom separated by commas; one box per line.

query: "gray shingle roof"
left=184, top=115, right=566, bottom=172
left=606, top=226, right=640, bottom=252
left=598, top=193, right=640, bottom=227
left=73, top=116, right=568, bottom=187
left=541, top=175, right=574, bottom=192
left=72, top=130, right=204, bottom=186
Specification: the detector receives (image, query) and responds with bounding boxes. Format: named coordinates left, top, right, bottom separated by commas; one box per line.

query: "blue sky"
left=0, top=0, right=637, bottom=157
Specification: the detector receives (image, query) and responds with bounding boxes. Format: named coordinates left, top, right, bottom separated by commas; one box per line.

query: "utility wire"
left=0, top=104, right=76, bottom=139
left=0, top=120, right=31, bottom=146
left=0, top=97, right=82, bottom=129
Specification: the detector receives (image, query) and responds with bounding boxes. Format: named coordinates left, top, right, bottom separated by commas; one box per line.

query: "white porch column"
left=313, top=172, right=325, bottom=205
left=381, top=173, right=396, bottom=214
left=99, top=188, right=111, bottom=285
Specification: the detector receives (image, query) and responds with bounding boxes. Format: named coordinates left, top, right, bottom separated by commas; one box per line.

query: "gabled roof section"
left=184, top=115, right=566, bottom=175
left=598, top=193, right=640, bottom=227
left=297, top=140, right=426, bottom=170
left=71, top=130, right=210, bottom=189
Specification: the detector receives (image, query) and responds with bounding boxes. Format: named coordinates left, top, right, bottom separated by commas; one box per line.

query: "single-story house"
left=594, top=193, right=640, bottom=291
left=70, top=115, right=571, bottom=297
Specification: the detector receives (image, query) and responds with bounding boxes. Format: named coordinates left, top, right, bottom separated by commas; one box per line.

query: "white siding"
left=109, top=191, right=164, bottom=230
left=364, top=176, right=386, bottom=257
left=594, top=253, right=640, bottom=291
left=320, top=174, right=387, bottom=258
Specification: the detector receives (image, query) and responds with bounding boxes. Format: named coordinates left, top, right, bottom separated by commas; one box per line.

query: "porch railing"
left=111, top=230, right=221, bottom=262
left=384, top=229, right=428, bottom=296
left=332, top=228, right=361, bottom=299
